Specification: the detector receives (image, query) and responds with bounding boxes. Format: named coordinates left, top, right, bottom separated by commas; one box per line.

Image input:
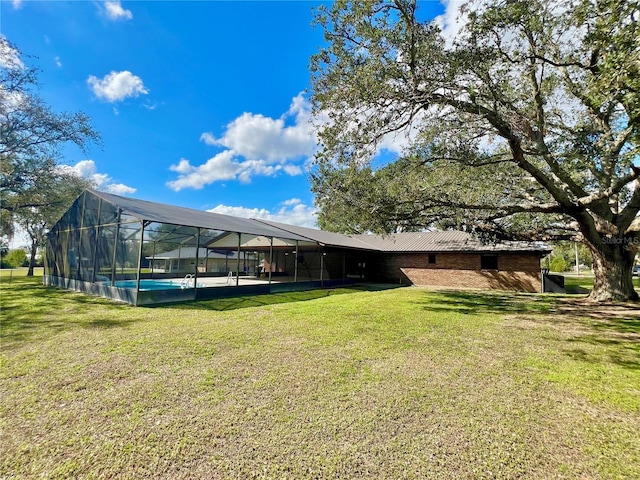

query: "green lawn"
left=562, top=273, right=640, bottom=294
left=2, top=272, right=639, bottom=479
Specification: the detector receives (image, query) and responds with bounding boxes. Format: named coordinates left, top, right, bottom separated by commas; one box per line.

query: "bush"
left=3, top=249, right=28, bottom=268
left=549, top=256, right=568, bottom=273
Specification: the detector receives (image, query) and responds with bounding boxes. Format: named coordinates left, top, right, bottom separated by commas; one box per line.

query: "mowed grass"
left=1, top=271, right=639, bottom=479
left=563, top=274, right=640, bottom=294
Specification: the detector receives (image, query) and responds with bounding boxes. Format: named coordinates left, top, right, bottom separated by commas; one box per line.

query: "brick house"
left=260, top=225, right=550, bottom=294
left=346, top=231, right=548, bottom=292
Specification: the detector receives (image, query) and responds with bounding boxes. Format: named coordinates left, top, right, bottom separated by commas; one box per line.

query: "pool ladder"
left=181, top=273, right=195, bottom=289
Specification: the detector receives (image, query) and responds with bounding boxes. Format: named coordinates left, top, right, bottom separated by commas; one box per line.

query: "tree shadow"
left=413, top=289, right=556, bottom=316
left=2, top=281, right=403, bottom=345
left=149, top=283, right=404, bottom=311
left=565, top=284, right=591, bottom=294
left=563, top=331, right=640, bottom=371
left=1, top=280, right=138, bottom=345
left=414, top=289, right=640, bottom=371
left=415, top=289, right=640, bottom=320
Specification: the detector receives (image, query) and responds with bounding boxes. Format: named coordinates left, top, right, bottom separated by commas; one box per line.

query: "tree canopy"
left=0, top=38, right=99, bottom=239
left=310, top=0, right=640, bottom=301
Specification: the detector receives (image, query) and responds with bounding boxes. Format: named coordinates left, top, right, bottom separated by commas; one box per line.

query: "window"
left=428, top=254, right=436, bottom=264
left=480, top=254, right=498, bottom=270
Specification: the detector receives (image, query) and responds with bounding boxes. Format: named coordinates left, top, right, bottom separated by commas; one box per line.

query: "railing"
left=181, top=273, right=194, bottom=289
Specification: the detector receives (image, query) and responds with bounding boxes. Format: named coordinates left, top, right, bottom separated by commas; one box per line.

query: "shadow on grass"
left=149, top=283, right=404, bottom=311
left=2, top=279, right=402, bottom=346
left=413, top=289, right=556, bottom=316
left=564, top=316, right=640, bottom=371
left=565, top=285, right=591, bottom=294
left=415, top=289, right=640, bottom=371
left=1, top=277, right=138, bottom=345
left=415, top=288, right=640, bottom=320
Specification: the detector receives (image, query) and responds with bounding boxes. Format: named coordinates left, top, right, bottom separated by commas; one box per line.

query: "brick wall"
left=378, top=252, right=542, bottom=293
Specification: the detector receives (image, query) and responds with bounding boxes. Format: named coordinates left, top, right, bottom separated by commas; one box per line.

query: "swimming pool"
left=113, top=279, right=204, bottom=291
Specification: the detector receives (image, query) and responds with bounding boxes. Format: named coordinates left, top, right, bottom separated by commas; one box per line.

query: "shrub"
left=549, top=256, right=568, bottom=273
left=3, top=249, right=28, bottom=268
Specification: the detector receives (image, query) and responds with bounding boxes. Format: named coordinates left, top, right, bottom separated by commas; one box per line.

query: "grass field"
left=1, top=270, right=639, bottom=479
left=562, top=273, right=640, bottom=294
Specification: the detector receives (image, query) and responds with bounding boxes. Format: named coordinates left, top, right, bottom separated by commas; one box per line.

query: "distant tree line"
left=545, top=242, right=594, bottom=273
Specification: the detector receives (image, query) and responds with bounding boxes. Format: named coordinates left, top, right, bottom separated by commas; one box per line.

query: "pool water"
left=113, top=280, right=204, bottom=290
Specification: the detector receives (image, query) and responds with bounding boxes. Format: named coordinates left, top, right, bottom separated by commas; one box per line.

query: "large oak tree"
left=310, top=0, right=640, bottom=302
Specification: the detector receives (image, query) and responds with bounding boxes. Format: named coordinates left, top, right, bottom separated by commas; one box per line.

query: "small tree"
left=14, top=172, right=91, bottom=276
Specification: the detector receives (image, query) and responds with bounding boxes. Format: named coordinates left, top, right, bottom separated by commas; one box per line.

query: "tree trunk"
left=26, top=238, right=38, bottom=277
left=588, top=242, right=638, bottom=302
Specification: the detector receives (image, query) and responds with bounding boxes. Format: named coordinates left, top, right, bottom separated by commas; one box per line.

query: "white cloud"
left=87, top=70, right=148, bottom=102
left=168, top=94, right=314, bottom=191
left=142, top=100, right=158, bottom=110
left=283, top=164, right=303, bottom=176
left=12, top=0, right=22, bottom=10
left=433, top=0, right=471, bottom=46
left=54, top=56, right=62, bottom=68
left=61, top=160, right=137, bottom=195
left=201, top=93, right=316, bottom=162
left=208, top=198, right=318, bottom=229
left=104, top=183, right=137, bottom=195
left=199, top=132, right=216, bottom=145
left=103, top=1, right=133, bottom=21
left=169, top=158, right=194, bottom=175
left=168, top=90, right=426, bottom=192
left=167, top=152, right=295, bottom=191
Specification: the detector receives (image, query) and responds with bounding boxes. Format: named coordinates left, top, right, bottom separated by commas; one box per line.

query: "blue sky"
left=1, top=0, right=446, bottom=233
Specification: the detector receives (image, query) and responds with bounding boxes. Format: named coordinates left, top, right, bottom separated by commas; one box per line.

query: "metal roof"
left=353, top=231, right=550, bottom=253
left=89, top=190, right=310, bottom=241
left=253, top=219, right=380, bottom=251
left=85, top=190, right=548, bottom=254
